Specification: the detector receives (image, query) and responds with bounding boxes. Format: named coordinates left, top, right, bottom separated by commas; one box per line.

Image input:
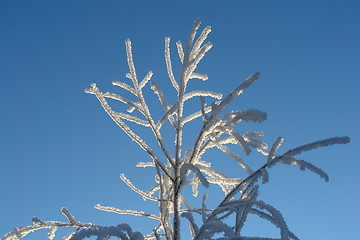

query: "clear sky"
left=1, top=1, right=359, bottom=239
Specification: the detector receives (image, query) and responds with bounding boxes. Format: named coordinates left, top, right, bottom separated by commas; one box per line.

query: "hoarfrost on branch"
left=3, top=20, right=350, bottom=240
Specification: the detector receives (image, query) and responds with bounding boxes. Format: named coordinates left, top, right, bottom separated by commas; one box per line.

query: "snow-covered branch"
left=5, top=19, right=350, bottom=240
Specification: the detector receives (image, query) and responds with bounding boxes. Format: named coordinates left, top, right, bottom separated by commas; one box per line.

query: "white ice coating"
left=268, top=137, right=284, bottom=163
left=183, top=90, right=222, bottom=101
left=94, top=204, right=161, bottom=221
left=180, top=163, right=210, bottom=188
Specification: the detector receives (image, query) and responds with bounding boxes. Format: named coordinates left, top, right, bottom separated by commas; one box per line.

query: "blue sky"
left=1, top=1, right=359, bottom=239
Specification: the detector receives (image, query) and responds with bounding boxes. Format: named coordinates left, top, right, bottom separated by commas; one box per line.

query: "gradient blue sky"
left=1, top=1, right=359, bottom=239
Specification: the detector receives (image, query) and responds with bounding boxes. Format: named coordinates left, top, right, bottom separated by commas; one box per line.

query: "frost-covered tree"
left=3, top=20, right=350, bottom=240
